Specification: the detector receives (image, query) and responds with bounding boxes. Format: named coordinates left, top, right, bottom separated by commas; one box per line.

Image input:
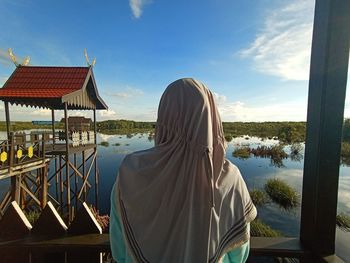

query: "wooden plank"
left=31, top=201, right=68, bottom=263
left=0, top=201, right=31, bottom=263
left=31, top=201, right=67, bottom=236
left=300, top=0, right=350, bottom=257
left=0, top=234, right=110, bottom=252
left=250, top=237, right=307, bottom=258
left=68, top=202, right=102, bottom=235
left=67, top=202, right=102, bottom=263
left=78, top=152, right=96, bottom=199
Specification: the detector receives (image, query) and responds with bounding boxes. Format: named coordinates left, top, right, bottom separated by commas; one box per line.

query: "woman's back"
left=110, top=78, right=256, bottom=262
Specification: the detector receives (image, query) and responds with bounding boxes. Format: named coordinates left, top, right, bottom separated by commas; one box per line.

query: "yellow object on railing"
left=28, top=146, right=33, bottom=158
left=0, top=151, right=7, bottom=163
left=17, top=149, right=23, bottom=159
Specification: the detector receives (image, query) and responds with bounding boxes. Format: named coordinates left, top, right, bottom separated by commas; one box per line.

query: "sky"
left=0, top=0, right=349, bottom=122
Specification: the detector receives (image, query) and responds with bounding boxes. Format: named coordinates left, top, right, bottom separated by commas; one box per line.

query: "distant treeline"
left=2, top=119, right=350, bottom=144
left=223, top=122, right=306, bottom=143
left=97, top=120, right=155, bottom=134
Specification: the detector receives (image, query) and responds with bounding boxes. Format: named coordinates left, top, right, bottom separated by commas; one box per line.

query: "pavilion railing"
left=0, top=132, right=49, bottom=173
left=0, top=200, right=312, bottom=263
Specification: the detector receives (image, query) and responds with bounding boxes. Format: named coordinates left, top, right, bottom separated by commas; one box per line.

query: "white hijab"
left=115, top=78, right=256, bottom=263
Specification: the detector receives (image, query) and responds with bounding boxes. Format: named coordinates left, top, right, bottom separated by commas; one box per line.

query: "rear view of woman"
left=110, top=78, right=257, bottom=263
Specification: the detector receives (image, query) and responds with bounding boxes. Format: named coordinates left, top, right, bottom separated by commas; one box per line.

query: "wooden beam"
left=51, top=109, right=55, bottom=147
left=300, top=0, right=350, bottom=257
left=78, top=152, right=96, bottom=199
left=64, top=103, right=71, bottom=222
left=93, top=108, right=98, bottom=209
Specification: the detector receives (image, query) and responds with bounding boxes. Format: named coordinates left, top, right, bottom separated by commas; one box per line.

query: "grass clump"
left=336, top=213, right=350, bottom=232
left=250, top=219, right=282, bottom=237
left=250, top=145, right=288, bottom=159
left=224, top=134, right=233, bottom=142
left=341, top=142, right=350, bottom=165
left=264, top=178, right=299, bottom=209
left=233, top=147, right=250, bottom=159
left=249, top=189, right=269, bottom=207
left=25, top=210, right=41, bottom=225
left=99, top=141, right=109, bottom=147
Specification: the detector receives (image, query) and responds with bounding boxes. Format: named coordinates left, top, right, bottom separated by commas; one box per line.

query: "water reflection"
left=0, top=132, right=349, bottom=239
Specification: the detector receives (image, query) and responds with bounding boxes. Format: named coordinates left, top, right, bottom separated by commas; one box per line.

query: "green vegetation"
left=265, top=178, right=299, bottom=209
left=97, top=120, right=154, bottom=135
left=235, top=144, right=288, bottom=167
left=341, top=142, right=350, bottom=165
left=25, top=210, right=41, bottom=225
left=342, top=118, right=350, bottom=142
left=250, top=145, right=288, bottom=159
left=113, top=143, right=121, bottom=146
left=232, top=147, right=250, bottom=159
left=290, top=143, right=303, bottom=155
left=99, top=141, right=109, bottom=147
left=250, top=219, right=282, bottom=237
left=224, top=134, right=233, bottom=142
left=249, top=189, right=269, bottom=207
left=0, top=121, right=63, bottom=132
left=336, top=213, right=350, bottom=232
left=223, top=122, right=306, bottom=143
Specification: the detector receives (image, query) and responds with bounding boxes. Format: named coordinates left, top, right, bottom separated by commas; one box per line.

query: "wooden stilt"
left=64, top=103, right=71, bottom=221
left=74, top=153, right=78, bottom=209
left=93, top=108, right=98, bottom=209
left=82, top=150, right=86, bottom=201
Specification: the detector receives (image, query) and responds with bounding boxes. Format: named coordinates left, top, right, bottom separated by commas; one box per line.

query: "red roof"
left=0, top=66, right=89, bottom=98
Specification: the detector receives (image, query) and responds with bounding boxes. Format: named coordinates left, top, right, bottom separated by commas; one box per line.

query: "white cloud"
left=213, top=92, right=227, bottom=105
left=31, top=109, right=52, bottom=116
left=108, top=87, right=144, bottom=99
left=240, top=0, right=315, bottom=81
left=216, top=98, right=306, bottom=122
left=129, top=0, right=151, bottom=19
left=98, top=109, right=118, bottom=120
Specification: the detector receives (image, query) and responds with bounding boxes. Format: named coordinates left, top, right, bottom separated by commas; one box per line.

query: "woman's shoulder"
left=223, top=159, right=241, bottom=175
left=119, top=147, right=157, bottom=173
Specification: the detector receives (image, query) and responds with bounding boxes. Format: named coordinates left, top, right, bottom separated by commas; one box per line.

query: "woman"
left=110, top=78, right=257, bottom=263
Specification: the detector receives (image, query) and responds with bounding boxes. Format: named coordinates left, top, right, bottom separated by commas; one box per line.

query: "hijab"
left=115, top=78, right=256, bottom=262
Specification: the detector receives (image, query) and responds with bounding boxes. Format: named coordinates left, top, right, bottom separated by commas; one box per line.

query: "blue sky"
left=0, top=0, right=348, bottom=122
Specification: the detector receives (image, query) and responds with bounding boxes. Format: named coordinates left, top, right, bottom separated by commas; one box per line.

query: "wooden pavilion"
left=0, top=65, right=107, bottom=222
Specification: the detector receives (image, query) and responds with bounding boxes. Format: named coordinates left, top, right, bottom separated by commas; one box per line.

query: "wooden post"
left=64, top=103, right=71, bottom=221
left=10, top=134, right=20, bottom=204
left=40, top=164, right=48, bottom=209
left=82, top=150, right=86, bottom=201
left=74, top=153, right=78, bottom=209
left=51, top=109, right=56, bottom=148
left=93, top=108, right=98, bottom=209
left=59, top=156, right=63, bottom=212
left=4, top=101, right=10, bottom=140
left=300, top=0, right=350, bottom=258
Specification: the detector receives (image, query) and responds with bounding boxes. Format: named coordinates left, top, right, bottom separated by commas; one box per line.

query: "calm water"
left=1, top=131, right=349, bottom=259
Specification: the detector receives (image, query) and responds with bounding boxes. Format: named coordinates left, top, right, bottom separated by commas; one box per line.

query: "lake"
left=0, top=131, right=349, bottom=260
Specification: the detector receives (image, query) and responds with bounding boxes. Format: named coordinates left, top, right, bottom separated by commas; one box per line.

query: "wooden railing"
left=0, top=200, right=311, bottom=263
left=0, top=200, right=346, bottom=262
left=0, top=132, right=50, bottom=178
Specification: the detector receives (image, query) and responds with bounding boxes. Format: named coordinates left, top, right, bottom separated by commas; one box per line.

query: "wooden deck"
left=45, top=143, right=97, bottom=155
left=0, top=158, right=50, bottom=180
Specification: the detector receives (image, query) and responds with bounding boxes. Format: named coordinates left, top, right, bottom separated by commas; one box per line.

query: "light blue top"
left=110, top=184, right=250, bottom=263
